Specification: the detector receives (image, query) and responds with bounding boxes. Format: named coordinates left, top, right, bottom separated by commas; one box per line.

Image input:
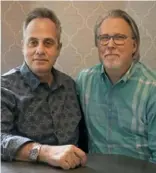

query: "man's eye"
left=44, top=40, right=55, bottom=47
left=100, top=36, right=109, bottom=41
left=28, top=40, right=38, bottom=47
left=102, top=37, right=109, bottom=40
left=115, top=35, right=125, bottom=40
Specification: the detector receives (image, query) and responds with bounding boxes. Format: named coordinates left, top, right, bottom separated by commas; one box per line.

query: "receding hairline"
left=23, top=18, right=59, bottom=39
left=97, top=16, right=135, bottom=35
left=23, top=17, right=58, bottom=31
left=22, top=8, right=62, bottom=43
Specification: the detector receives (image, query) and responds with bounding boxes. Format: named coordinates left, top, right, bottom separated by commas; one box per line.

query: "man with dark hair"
left=76, top=9, right=156, bottom=163
left=1, top=7, right=87, bottom=169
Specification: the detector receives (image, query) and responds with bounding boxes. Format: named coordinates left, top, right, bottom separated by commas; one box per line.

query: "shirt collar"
left=51, top=68, right=64, bottom=88
left=101, top=62, right=136, bottom=83
left=20, top=62, right=65, bottom=91
left=20, top=62, right=40, bottom=90
left=121, top=62, right=135, bottom=82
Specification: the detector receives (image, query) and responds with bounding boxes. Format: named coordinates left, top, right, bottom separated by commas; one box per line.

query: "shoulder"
left=76, top=64, right=101, bottom=94
left=76, top=64, right=101, bottom=84
left=135, top=63, right=156, bottom=101
left=136, top=62, right=156, bottom=84
left=1, top=66, right=21, bottom=88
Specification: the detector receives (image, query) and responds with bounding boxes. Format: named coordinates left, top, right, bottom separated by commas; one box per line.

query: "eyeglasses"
left=97, top=34, right=135, bottom=46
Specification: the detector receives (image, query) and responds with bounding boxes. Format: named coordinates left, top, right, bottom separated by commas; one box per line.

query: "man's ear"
left=58, top=42, right=62, bottom=50
left=56, top=42, right=62, bottom=57
left=21, top=40, right=24, bottom=54
left=132, top=40, right=137, bottom=54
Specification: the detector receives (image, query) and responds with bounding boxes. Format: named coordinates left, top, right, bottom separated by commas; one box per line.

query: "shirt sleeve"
left=75, top=71, right=88, bottom=153
left=75, top=70, right=87, bottom=106
left=1, top=87, right=33, bottom=161
left=147, top=86, right=156, bottom=163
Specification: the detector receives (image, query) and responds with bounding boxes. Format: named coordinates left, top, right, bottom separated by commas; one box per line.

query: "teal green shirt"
left=76, top=62, right=156, bottom=163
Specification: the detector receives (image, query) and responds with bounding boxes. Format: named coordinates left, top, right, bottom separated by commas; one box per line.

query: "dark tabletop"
left=1, top=154, right=156, bottom=173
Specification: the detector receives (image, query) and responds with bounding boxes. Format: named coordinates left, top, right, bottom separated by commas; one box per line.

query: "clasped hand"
left=39, top=144, right=87, bottom=169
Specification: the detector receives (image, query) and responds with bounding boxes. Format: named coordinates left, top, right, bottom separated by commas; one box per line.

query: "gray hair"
left=94, top=9, right=140, bottom=61
left=23, top=7, right=62, bottom=44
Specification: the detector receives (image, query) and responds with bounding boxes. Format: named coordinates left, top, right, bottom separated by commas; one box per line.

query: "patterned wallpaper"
left=2, top=1, right=156, bottom=78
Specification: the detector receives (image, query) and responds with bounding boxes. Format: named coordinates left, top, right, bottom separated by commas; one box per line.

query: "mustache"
left=105, top=53, right=119, bottom=56
left=33, top=54, right=49, bottom=61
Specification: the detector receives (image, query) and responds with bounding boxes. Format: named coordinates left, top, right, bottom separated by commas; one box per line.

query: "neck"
left=105, top=66, right=130, bottom=85
left=106, top=70, right=123, bottom=84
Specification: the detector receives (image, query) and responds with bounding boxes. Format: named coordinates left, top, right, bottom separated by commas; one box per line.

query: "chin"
left=104, top=62, right=122, bottom=70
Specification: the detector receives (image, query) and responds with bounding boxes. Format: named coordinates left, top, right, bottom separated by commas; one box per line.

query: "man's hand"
left=38, top=144, right=87, bottom=169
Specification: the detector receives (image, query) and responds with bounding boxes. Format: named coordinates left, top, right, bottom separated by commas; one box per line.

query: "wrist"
left=38, top=145, right=58, bottom=164
left=28, top=143, right=42, bottom=162
left=38, top=144, right=49, bottom=163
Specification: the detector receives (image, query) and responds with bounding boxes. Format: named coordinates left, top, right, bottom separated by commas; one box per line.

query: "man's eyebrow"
left=43, top=38, right=56, bottom=41
left=26, top=37, right=57, bottom=43
left=27, top=37, right=37, bottom=41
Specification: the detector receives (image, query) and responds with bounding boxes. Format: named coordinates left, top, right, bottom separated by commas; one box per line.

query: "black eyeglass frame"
left=97, top=34, right=135, bottom=46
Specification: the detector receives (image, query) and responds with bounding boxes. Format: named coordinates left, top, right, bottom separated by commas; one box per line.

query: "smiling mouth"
left=105, top=54, right=119, bottom=58
left=105, top=54, right=118, bottom=56
left=33, top=59, right=48, bottom=61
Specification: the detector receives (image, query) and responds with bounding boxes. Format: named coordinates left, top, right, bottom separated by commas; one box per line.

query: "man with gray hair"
left=76, top=9, right=156, bottom=163
left=1, top=7, right=87, bottom=169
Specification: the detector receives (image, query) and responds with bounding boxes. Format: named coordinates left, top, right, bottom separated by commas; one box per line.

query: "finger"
left=61, top=160, right=70, bottom=170
left=66, top=153, right=77, bottom=169
left=72, top=153, right=81, bottom=168
left=74, top=147, right=87, bottom=166
left=80, top=154, right=87, bottom=166
left=74, top=146, right=86, bottom=158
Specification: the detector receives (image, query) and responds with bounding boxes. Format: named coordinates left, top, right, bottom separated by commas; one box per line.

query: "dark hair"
left=23, top=7, right=62, bottom=44
left=94, top=9, right=140, bottom=61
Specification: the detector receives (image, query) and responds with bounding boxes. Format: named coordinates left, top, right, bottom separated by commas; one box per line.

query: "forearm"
left=1, top=132, right=48, bottom=163
left=1, top=133, right=33, bottom=161
left=17, top=144, right=62, bottom=163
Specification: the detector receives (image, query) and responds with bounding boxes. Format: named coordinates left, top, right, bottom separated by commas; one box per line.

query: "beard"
left=100, top=55, right=123, bottom=70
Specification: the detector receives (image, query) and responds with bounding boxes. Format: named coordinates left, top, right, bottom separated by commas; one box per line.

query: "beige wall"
left=2, top=1, right=156, bottom=78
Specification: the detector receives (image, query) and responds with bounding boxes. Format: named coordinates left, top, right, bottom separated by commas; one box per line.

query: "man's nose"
left=36, top=42, right=45, bottom=54
left=107, top=37, right=115, bottom=47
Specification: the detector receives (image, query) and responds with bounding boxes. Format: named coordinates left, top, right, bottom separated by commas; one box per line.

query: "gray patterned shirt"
left=1, top=63, right=82, bottom=161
